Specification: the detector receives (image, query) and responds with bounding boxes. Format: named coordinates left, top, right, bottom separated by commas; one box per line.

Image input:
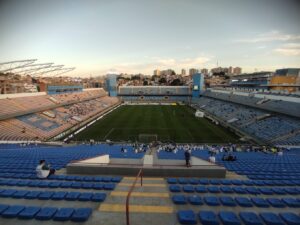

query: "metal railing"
left=126, top=167, right=143, bottom=225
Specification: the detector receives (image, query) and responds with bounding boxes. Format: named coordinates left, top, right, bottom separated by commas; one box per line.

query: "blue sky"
left=0, top=0, right=300, bottom=76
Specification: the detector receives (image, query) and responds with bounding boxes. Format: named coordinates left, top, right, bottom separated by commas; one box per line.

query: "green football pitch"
left=73, top=105, right=239, bottom=143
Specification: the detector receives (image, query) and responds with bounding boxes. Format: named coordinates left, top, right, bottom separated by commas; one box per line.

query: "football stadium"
left=1, top=0, right=300, bottom=225
left=0, top=71, right=300, bottom=225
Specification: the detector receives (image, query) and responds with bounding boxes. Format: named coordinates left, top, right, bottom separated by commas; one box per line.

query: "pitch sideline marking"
left=103, top=128, right=114, bottom=140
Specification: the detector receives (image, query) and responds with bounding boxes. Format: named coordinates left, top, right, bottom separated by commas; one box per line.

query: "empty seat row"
left=0, top=204, right=92, bottom=222
left=0, top=179, right=116, bottom=190
left=0, top=189, right=106, bottom=202
left=167, top=178, right=300, bottom=186
left=178, top=210, right=300, bottom=225
left=172, top=195, right=300, bottom=208
left=48, top=175, right=122, bottom=183
left=169, top=185, right=300, bottom=195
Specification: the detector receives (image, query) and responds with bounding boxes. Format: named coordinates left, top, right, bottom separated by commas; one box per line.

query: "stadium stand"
left=0, top=89, right=120, bottom=141
left=194, top=96, right=300, bottom=145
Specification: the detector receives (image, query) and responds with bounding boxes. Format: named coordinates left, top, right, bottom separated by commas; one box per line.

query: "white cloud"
left=236, top=30, right=300, bottom=43
left=274, top=42, right=300, bottom=56
left=105, top=55, right=213, bottom=74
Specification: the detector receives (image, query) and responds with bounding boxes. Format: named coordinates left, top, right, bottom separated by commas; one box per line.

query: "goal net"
left=138, top=134, right=158, bottom=143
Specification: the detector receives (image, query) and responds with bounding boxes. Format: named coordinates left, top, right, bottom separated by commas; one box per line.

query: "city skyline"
left=0, top=0, right=300, bottom=77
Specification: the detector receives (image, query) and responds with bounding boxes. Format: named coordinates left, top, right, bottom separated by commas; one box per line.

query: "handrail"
left=126, top=167, right=143, bottom=225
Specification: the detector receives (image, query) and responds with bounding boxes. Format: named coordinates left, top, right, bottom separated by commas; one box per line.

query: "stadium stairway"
left=98, top=176, right=176, bottom=225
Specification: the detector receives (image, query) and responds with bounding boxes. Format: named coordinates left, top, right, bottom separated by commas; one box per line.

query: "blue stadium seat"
left=195, top=186, right=207, bottom=193
left=2, top=205, right=25, bottom=218
left=259, top=188, right=273, bottom=195
left=178, top=178, right=188, bottom=184
left=210, top=179, right=221, bottom=185
left=207, top=186, right=220, bottom=193
left=204, top=197, right=220, bottom=206
left=242, top=180, right=254, bottom=186
left=272, top=188, right=286, bottom=195
left=220, top=197, right=237, bottom=206
left=103, top=183, right=115, bottom=190
left=53, top=208, right=74, bottom=221
left=51, top=191, right=67, bottom=200
left=219, top=211, right=241, bottom=225
left=35, top=207, right=57, bottom=220
left=188, top=195, right=203, bottom=205
left=93, top=183, right=103, bottom=190
left=71, top=208, right=92, bottom=222
left=0, top=189, right=17, bottom=197
left=48, top=181, right=61, bottom=188
left=177, top=210, right=197, bottom=224
left=0, top=204, right=9, bottom=215
left=189, top=178, right=199, bottom=185
left=282, top=198, right=300, bottom=208
left=12, top=190, right=29, bottom=198
left=246, top=187, right=261, bottom=195
left=235, top=197, right=253, bottom=207
left=199, top=179, right=209, bottom=185
left=91, top=193, right=106, bottom=202
left=251, top=197, right=270, bottom=208
left=279, top=212, right=300, bottom=225
left=102, top=177, right=112, bottom=182
left=28, top=181, right=41, bottom=187
left=172, top=195, right=187, bottom=204
left=239, top=212, right=263, bottom=225
left=231, top=180, right=243, bottom=186
left=83, top=177, right=94, bottom=182
left=65, top=192, right=81, bottom=201
left=78, top=192, right=93, bottom=201
left=221, top=180, right=231, bottom=185
left=260, top=212, right=285, bottom=225
left=24, top=191, right=41, bottom=199
left=111, top=177, right=122, bottom=183
left=183, top=185, right=195, bottom=193
left=18, top=206, right=41, bottom=219
left=220, top=186, right=234, bottom=193
left=17, top=180, right=30, bottom=186
left=169, top=185, right=181, bottom=192
left=284, top=188, right=299, bottom=195
left=266, top=198, right=285, bottom=208
left=71, top=182, right=82, bottom=189
left=38, top=191, right=54, bottom=200
left=94, top=177, right=102, bottom=182
left=167, top=178, right=177, bottom=184
left=60, top=181, right=73, bottom=188
left=198, top=210, right=219, bottom=225
left=233, top=187, right=247, bottom=194
left=82, top=183, right=94, bottom=189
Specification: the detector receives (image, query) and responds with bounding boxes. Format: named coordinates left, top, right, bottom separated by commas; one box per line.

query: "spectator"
left=36, top=160, right=55, bottom=179
left=184, top=149, right=191, bottom=167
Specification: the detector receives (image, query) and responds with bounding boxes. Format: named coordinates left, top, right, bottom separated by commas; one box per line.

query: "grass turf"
left=73, top=105, right=239, bottom=143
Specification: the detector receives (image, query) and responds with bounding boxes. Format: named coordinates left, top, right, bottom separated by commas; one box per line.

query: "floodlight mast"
left=0, top=59, right=37, bottom=73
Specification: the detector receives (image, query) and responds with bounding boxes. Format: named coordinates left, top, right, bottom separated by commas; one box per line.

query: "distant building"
left=153, top=69, right=160, bottom=76
left=233, top=67, right=242, bottom=75
left=181, top=69, right=186, bottom=76
left=230, top=72, right=273, bottom=91
left=275, top=68, right=300, bottom=76
left=189, top=68, right=199, bottom=76
left=228, top=66, right=233, bottom=74
left=210, top=67, right=228, bottom=75
left=201, top=68, right=208, bottom=76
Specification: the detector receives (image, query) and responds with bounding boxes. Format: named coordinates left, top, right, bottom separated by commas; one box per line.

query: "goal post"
left=138, top=134, right=158, bottom=143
